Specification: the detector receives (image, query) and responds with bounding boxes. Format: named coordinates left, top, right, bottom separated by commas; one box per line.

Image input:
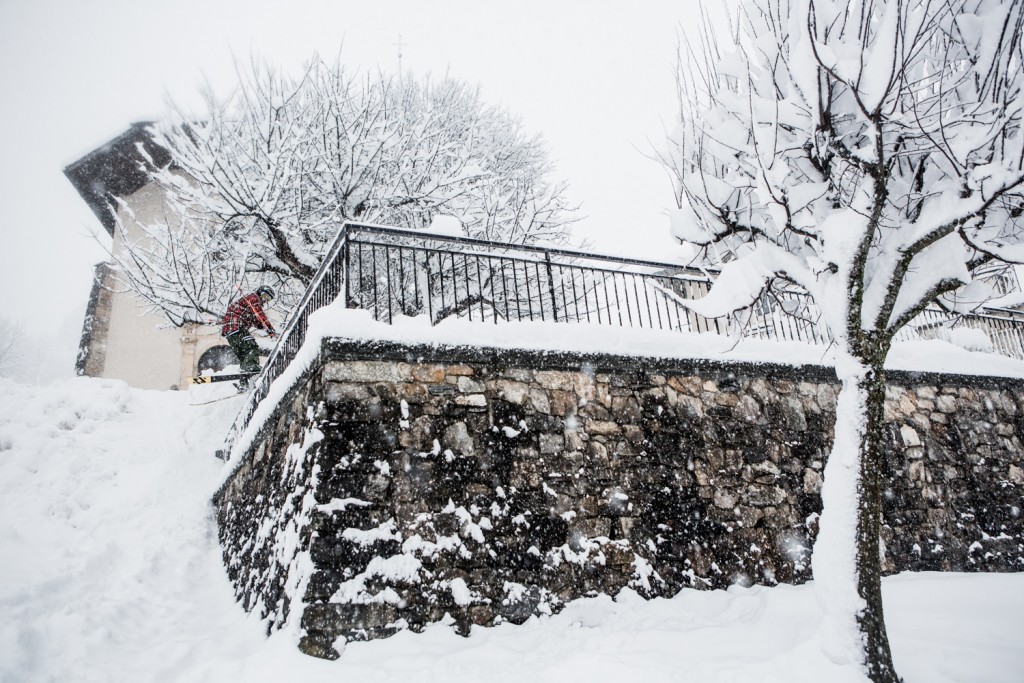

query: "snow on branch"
left=110, top=56, right=580, bottom=326
left=666, top=0, right=1024, bottom=345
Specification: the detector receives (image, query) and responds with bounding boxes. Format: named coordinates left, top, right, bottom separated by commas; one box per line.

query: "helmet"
left=256, top=285, right=275, bottom=300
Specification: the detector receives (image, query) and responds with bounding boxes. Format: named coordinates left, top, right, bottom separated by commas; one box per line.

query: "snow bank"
left=2, top=374, right=1023, bottom=682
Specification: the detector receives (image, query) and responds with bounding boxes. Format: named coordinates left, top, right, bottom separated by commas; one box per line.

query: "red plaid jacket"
left=221, top=293, right=276, bottom=336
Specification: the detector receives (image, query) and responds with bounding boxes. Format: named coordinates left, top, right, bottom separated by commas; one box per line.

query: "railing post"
left=545, top=251, right=559, bottom=322
left=342, top=227, right=351, bottom=309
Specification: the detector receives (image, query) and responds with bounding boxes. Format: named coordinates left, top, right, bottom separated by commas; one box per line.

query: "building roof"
left=63, top=122, right=172, bottom=236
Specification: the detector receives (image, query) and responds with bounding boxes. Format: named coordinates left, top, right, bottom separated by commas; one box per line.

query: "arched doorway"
left=197, top=344, right=239, bottom=374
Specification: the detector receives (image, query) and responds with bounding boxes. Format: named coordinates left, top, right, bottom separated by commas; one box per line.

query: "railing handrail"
left=342, top=221, right=712, bottom=276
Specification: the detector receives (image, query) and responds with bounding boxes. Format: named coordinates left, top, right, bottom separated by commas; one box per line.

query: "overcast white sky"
left=0, top=0, right=691, bottom=373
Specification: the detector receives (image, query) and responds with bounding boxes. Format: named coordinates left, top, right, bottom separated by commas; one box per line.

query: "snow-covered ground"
left=2, top=373, right=1022, bottom=682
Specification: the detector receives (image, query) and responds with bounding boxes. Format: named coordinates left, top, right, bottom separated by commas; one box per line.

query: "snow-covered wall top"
left=214, top=338, right=1024, bottom=659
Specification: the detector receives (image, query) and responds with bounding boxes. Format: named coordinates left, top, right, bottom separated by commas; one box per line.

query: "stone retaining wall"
left=214, top=339, right=1024, bottom=659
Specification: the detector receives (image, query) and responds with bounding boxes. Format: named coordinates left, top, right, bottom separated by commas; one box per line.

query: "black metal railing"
left=220, top=221, right=1024, bottom=458
left=342, top=224, right=733, bottom=334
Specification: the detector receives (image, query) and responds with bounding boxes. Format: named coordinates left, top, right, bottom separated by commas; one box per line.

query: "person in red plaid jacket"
left=221, top=286, right=277, bottom=385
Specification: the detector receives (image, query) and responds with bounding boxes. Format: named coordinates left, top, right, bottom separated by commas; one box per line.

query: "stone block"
left=750, top=461, right=780, bottom=482
left=779, top=397, right=807, bottom=431
left=611, top=396, right=642, bottom=421
left=529, top=389, right=551, bottom=414
left=302, top=602, right=399, bottom=632
left=571, top=517, right=610, bottom=537
left=715, top=393, right=739, bottom=408
left=587, top=420, right=621, bottom=436
left=693, top=458, right=713, bottom=486
left=457, top=376, right=486, bottom=393
left=735, top=395, right=761, bottom=422
left=466, top=483, right=493, bottom=498
left=364, top=473, right=391, bottom=500
left=324, top=382, right=373, bottom=402
left=900, top=424, right=922, bottom=447
left=816, top=384, right=837, bottom=407
left=539, top=433, right=564, bottom=455
left=455, top=394, right=488, bottom=408
left=427, top=384, right=457, bottom=397
left=500, top=368, right=534, bottom=382
left=713, top=488, right=738, bottom=509
left=936, top=395, right=958, bottom=414
left=491, top=380, right=530, bottom=405
left=622, top=425, right=645, bottom=443
left=602, top=542, right=635, bottom=566
left=774, top=380, right=795, bottom=394
left=535, top=370, right=578, bottom=391
left=802, top=468, right=822, bottom=494
left=446, top=364, right=476, bottom=376
left=411, top=364, right=446, bottom=383
left=469, top=605, right=496, bottom=625
left=580, top=402, right=611, bottom=420
left=396, top=383, right=429, bottom=403
left=667, top=375, right=702, bottom=396
left=443, top=422, right=476, bottom=455
left=298, top=632, right=340, bottom=660
left=747, top=378, right=771, bottom=402
left=566, top=430, right=586, bottom=451
left=324, top=361, right=411, bottom=383
left=587, top=441, right=610, bottom=465
left=550, top=390, right=576, bottom=417
left=744, top=483, right=787, bottom=506
left=675, top=395, right=704, bottom=419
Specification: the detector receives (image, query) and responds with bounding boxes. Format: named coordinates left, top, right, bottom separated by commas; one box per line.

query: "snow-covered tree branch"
left=111, top=56, right=579, bottom=325
left=666, top=1, right=1023, bottom=680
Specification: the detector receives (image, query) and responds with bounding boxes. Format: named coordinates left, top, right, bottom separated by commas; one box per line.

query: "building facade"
left=66, top=124, right=242, bottom=390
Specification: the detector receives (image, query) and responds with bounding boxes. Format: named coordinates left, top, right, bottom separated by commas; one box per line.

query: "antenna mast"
left=395, top=33, right=407, bottom=76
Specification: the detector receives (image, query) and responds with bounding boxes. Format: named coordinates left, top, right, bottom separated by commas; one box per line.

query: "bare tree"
left=112, top=56, right=578, bottom=326
left=666, top=1, right=1024, bottom=680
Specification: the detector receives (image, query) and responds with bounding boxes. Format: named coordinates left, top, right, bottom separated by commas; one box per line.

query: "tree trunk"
left=813, top=350, right=900, bottom=682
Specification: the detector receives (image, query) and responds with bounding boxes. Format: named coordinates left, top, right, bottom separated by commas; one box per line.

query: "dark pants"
left=225, top=330, right=261, bottom=373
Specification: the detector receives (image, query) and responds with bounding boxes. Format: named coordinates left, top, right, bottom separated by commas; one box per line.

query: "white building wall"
left=100, top=183, right=225, bottom=390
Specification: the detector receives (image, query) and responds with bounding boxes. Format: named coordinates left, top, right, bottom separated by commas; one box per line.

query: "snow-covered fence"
left=894, top=306, right=1024, bottom=358
left=336, top=223, right=1024, bottom=356
left=221, top=222, right=1024, bottom=457
left=343, top=223, right=727, bottom=334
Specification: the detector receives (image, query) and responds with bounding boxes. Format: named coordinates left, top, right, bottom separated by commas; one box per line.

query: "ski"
left=190, top=392, right=246, bottom=406
left=187, top=372, right=258, bottom=385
